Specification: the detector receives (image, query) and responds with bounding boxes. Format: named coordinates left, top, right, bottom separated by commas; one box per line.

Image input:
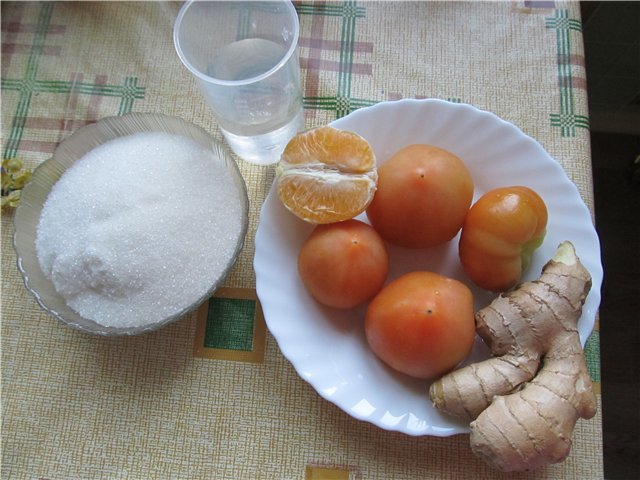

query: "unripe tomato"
left=364, top=271, right=475, bottom=380
left=298, top=219, right=389, bottom=309
left=458, top=186, right=548, bottom=292
left=366, top=144, right=474, bottom=248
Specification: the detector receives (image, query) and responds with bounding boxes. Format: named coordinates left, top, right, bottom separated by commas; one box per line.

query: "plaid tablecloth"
left=1, top=2, right=602, bottom=479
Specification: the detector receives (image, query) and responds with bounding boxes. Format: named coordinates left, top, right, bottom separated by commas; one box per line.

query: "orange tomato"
left=364, top=271, right=475, bottom=380
left=366, top=144, right=474, bottom=248
left=298, top=219, right=389, bottom=309
left=458, top=186, right=548, bottom=292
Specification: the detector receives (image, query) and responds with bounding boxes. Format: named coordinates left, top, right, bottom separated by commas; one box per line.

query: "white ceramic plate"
left=254, top=98, right=602, bottom=436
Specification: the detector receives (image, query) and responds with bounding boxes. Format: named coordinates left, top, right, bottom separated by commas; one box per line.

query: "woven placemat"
left=1, top=2, right=601, bottom=478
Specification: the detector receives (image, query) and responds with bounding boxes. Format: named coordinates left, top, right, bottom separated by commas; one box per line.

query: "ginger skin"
left=429, top=241, right=597, bottom=472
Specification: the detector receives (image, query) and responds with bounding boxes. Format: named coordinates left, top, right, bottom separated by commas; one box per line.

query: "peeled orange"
left=275, top=126, right=377, bottom=224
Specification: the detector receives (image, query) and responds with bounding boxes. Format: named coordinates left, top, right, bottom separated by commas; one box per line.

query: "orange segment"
left=276, top=126, right=377, bottom=224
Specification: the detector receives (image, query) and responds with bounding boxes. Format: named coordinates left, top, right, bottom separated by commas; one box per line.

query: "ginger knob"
left=429, top=241, right=597, bottom=472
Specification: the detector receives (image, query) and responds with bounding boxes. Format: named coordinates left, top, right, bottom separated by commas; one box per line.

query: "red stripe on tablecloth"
left=54, top=72, right=85, bottom=138
left=557, top=53, right=586, bottom=67
left=559, top=76, right=587, bottom=90
left=17, top=140, right=59, bottom=154
left=1, top=43, right=61, bottom=55
left=386, top=93, right=429, bottom=101
left=303, top=11, right=327, bottom=120
left=0, top=4, right=25, bottom=72
left=21, top=72, right=106, bottom=135
left=23, top=118, right=95, bottom=131
left=556, top=54, right=586, bottom=90
left=299, top=36, right=374, bottom=53
left=0, top=22, right=66, bottom=34
left=301, top=57, right=371, bottom=75
left=88, top=75, right=108, bottom=119
left=1, top=6, right=66, bottom=71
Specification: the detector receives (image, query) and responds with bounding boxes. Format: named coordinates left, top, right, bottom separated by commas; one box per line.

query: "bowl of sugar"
left=13, top=113, right=249, bottom=336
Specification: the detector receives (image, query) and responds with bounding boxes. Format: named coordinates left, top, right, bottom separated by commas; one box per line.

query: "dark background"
left=581, top=2, right=639, bottom=479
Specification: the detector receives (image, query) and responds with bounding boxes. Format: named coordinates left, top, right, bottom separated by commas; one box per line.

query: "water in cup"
left=204, top=38, right=303, bottom=164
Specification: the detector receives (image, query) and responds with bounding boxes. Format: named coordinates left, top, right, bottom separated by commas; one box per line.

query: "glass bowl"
left=13, top=113, right=249, bottom=336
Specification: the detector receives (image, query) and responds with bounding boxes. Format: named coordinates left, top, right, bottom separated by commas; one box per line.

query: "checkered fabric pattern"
left=2, top=2, right=601, bottom=478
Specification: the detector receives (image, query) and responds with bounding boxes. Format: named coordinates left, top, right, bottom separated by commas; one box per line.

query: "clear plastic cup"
left=174, top=0, right=303, bottom=165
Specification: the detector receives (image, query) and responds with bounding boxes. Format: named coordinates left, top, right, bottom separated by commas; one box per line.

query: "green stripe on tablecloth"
left=296, top=2, right=365, bottom=18
left=1, top=3, right=146, bottom=159
left=2, top=3, right=52, bottom=158
left=585, top=330, right=601, bottom=384
left=350, top=97, right=377, bottom=108
left=545, top=9, right=589, bottom=137
left=17, top=80, right=145, bottom=97
left=237, top=5, right=251, bottom=40
left=1, top=79, right=146, bottom=97
left=304, top=96, right=377, bottom=114
left=117, top=77, right=143, bottom=115
left=4, top=90, right=31, bottom=159
left=24, top=2, right=54, bottom=81
left=337, top=12, right=349, bottom=106
left=304, top=96, right=338, bottom=110
left=2, top=79, right=145, bottom=99
left=297, top=2, right=372, bottom=120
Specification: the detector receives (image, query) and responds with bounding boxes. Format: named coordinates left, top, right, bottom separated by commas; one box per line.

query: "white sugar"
left=36, top=132, right=245, bottom=329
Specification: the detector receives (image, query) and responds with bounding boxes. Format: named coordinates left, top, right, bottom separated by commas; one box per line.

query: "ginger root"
left=429, top=241, right=597, bottom=472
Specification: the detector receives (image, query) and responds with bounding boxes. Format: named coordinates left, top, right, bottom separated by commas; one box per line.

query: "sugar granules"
left=35, top=132, right=245, bottom=328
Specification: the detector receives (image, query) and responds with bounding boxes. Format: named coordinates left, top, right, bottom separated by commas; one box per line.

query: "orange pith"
left=276, top=126, right=377, bottom=224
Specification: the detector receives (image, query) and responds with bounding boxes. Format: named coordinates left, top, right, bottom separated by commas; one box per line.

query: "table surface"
left=1, top=2, right=603, bottom=479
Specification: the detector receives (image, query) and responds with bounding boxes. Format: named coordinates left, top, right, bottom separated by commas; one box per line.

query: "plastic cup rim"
left=173, top=0, right=300, bottom=87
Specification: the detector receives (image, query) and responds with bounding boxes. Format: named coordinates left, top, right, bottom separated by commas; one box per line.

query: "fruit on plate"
left=298, top=219, right=388, bottom=309
left=366, top=144, right=474, bottom=248
left=276, top=126, right=377, bottom=224
left=458, top=185, right=548, bottom=292
left=430, top=241, right=596, bottom=472
left=364, top=271, right=475, bottom=380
